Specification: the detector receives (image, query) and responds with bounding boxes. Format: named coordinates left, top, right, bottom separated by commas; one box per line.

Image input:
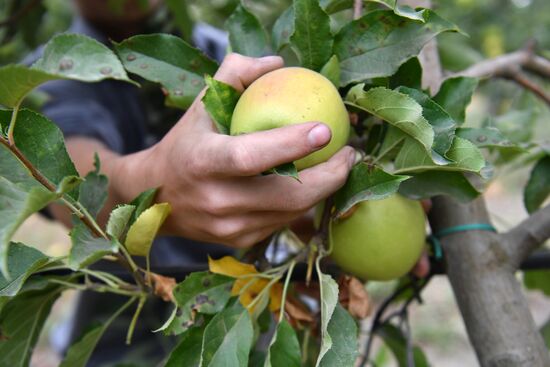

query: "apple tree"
left=0, top=0, right=549, bottom=366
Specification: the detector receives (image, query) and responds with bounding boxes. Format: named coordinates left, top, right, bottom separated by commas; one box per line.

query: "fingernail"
left=259, top=55, right=283, bottom=64
left=308, top=124, right=331, bottom=149
left=348, top=148, right=363, bottom=168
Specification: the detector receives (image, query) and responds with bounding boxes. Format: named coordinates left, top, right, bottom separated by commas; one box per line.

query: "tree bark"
left=429, top=196, right=550, bottom=367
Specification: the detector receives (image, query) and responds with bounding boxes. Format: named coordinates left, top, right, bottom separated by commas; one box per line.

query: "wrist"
left=106, top=145, right=163, bottom=206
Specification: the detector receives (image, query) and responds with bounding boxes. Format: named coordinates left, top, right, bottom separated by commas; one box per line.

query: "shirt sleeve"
left=39, top=79, right=125, bottom=153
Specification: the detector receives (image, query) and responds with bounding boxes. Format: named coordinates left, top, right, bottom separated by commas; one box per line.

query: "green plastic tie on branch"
left=428, top=223, right=497, bottom=260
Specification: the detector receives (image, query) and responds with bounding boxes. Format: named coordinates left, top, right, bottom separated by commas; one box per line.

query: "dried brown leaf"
left=150, top=273, right=176, bottom=302
left=338, top=275, right=370, bottom=319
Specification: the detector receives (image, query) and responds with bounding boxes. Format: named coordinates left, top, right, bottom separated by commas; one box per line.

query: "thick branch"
left=451, top=48, right=550, bottom=105
left=453, top=50, right=530, bottom=78
left=429, top=196, right=550, bottom=367
left=504, top=204, right=550, bottom=268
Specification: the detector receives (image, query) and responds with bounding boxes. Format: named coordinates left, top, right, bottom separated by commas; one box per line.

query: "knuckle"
left=201, top=190, right=232, bottom=216
left=230, top=144, right=257, bottom=175
left=223, top=53, right=245, bottom=65
left=209, top=219, right=243, bottom=240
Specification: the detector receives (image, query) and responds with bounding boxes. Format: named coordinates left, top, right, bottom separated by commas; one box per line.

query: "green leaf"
left=524, top=156, right=550, bottom=214
left=129, top=188, right=157, bottom=225
left=33, top=33, right=132, bottom=83
left=334, top=10, right=458, bottom=86
left=78, top=164, right=108, bottom=219
left=125, top=203, right=171, bottom=257
left=524, top=270, right=550, bottom=296
left=491, top=109, right=537, bottom=145
left=59, top=297, right=135, bottom=367
left=200, top=300, right=254, bottom=367
left=269, top=162, right=300, bottom=181
left=0, top=66, right=57, bottom=108
left=318, top=304, right=358, bottom=367
left=334, top=164, right=410, bottom=217
left=3, top=109, right=80, bottom=198
left=389, top=57, right=422, bottom=90
left=315, top=265, right=339, bottom=365
left=0, top=32, right=133, bottom=107
left=0, top=243, right=50, bottom=297
left=272, top=7, right=294, bottom=51
left=290, top=0, right=333, bottom=71
left=57, top=176, right=83, bottom=195
left=114, top=34, right=218, bottom=109
left=264, top=319, right=301, bottom=367
left=456, top=127, right=519, bottom=150
left=165, top=324, right=207, bottom=367
left=226, top=4, right=271, bottom=58
left=164, top=0, right=194, bottom=42
left=202, top=75, right=241, bottom=135
left=367, top=0, right=426, bottom=21
left=396, top=87, right=456, bottom=157
left=106, top=205, right=136, bottom=240
left=68, top=224, right=118, bottom=270
left=377, top=323, right=430, bottom=367
left=433, top=77, right=478, bottom=125
left=398, top=171, right=481, bottom=202
left=0, top=178, right=57, bottom=278
left=346, top=86, right=434, bottom=153
left=320, top=55, right=340, bottom=88
left=162, top=272, right=234, bottom=336
left=394, top=137, right=486, bottom=175
left=0, top=284, right=63, bottom=367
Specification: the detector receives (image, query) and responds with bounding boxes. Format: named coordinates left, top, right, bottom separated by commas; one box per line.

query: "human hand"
left=115, top=54, right=356, bottom=248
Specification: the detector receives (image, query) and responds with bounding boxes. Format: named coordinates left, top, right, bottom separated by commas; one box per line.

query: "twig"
left=0, top=129, right=148, bottom=291
left=503, top=204, right=550, bottom=268
left=359, top=275, right=432, bottom=367
left=126, top=295, right=147, bottom=345
left=0, top=0, right=42, bottom=28
left=501, top=71, right=550, bottom=106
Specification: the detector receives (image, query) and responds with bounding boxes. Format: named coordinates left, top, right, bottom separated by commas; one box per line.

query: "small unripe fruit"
left=230, top=67, right=350, bottom=170
left=329, top=195, right=426, bottom=281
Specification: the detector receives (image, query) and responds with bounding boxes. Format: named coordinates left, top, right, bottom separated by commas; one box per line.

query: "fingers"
left=214, top=53, right=284, bottom=92
left=235, top=146, right=356, bottom=211
left=202, top=122, right=332, bottom=177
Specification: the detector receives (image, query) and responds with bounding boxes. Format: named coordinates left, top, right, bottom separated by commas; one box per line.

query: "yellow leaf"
left=208, top=256, right=257, bottom=277
left=208, top=256, right=284, bottom=314
left=269, top=282, right=283, bottom=312
left=125, top=203, right=171, bottom=256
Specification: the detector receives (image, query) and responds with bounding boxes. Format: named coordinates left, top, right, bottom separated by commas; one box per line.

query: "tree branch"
left=451, top=47, right=550, bottom=105
left=502, top=71, right=550, bottom=106
left=452, top=49, right=530, bottom=79
left=503, top=204, right=550, bottom=268
left=429, top=196, right=550, bottom=366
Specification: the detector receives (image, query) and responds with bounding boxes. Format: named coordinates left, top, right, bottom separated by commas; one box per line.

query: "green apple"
left=230, top=67, right=350, bottom=170
left=329, top=194, right=426, bottom=281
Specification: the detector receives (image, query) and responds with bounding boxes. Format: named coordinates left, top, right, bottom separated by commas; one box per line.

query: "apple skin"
left=230, top=67, right=350, bottom=170
left=329, top=195, right=426, bottom=281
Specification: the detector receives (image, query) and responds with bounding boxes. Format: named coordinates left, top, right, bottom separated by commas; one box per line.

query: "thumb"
left=209, top=122, right=334, bottom=176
